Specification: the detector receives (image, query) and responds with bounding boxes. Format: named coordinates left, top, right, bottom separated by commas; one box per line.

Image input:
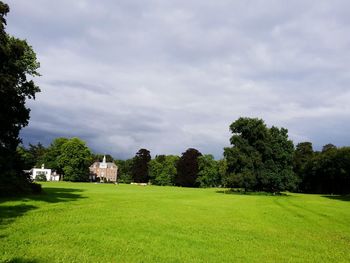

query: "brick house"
left=89, top=156, right=118, bottom=182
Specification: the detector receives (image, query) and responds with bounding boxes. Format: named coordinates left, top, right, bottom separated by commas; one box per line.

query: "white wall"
left=31, top=168, right=59, bottom=181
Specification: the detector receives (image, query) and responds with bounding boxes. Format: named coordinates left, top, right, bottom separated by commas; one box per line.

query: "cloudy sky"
left=6, top=0, right=350, bottom=159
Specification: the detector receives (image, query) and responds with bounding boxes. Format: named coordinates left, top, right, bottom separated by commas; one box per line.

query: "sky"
left=6, top=0, right=350, bottom=159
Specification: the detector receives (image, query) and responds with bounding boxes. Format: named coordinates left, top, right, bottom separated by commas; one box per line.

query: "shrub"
left=35, top=173, right=47, bottom=182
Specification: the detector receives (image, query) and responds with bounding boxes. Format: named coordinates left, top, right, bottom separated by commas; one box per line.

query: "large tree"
left=175, top=148, right=202, bottom=187
left=149, top=155, right=179, bottom=186
left=115, top=159, right=133, bottom=183
left=197, top=155, right=223, bottom=188
left=302, top=146, right=350, bottom=194
left=17, top=142, right=47, bottom=170
left=40, top=137, right=69, bottom=175
left=0, top=2, right=41, bottom=195
left=57, top=138, right=92, bottom=182
left=131, top=149, right=151, bottom=183
left=224, top=117, right=297, bottom=193
left=293, top=142, right=314, bottom=191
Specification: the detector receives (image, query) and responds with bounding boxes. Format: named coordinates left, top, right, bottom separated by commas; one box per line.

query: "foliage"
left=57, top=138, right=92, bottom=182
left=197, top=155, right=224, bottom=187
left=17, top=142, right=47, bottom=169
left=93, top=154, right=114, bottom=163
left=293, top=142, right=314, bottom=191
left=115, top=159, right=133, bottom=183
left=322, top=143, right=337, bottom=152
left=0, top=1, right=41, bottom=195
left=131, top=149, right=151, bottom=183
left=149, top=155, right=179, bottom=186
left=224, top=117, right=297, bottom=193
left=40, top=137, right=69, bottom=174
left=35, top=173, right=47, bottom=182
left=302, top=146, right=350, bottom=194
left=175, top=148, right=202, bottom=187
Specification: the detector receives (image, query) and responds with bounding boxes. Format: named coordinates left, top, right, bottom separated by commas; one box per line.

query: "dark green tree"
left=293, top=142, right=313, bottom=191
left=197, top=155, right=223, bottom=187
left=302, top=147, right=350, bottom=194
left=0, top=2, right=41, bottom=195
left=175, top=148, right=202, bottom=187
left=17, top=143, right=47, bottom=169
left=322, top=143, right=337, bottom=152
left=224, top=117, right=296, bottom=193
left=40, top=137, right=68, bottom=175
left=131, top=149, right=151, bottom=183
left=92, top=154, right=114, bottom=163
left=35, top=173, right=47, bottom=182
left=115, top=159, right=133, bottom=183
left=149, top=155, right=179, bottom=186
left=57, top=138, right=92, bottom=182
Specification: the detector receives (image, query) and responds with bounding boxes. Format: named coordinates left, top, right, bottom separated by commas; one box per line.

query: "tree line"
left=16, top=117, right=350, bottom=195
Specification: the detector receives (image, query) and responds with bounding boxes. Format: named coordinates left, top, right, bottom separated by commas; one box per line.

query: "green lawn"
left=0, top=183, right=349, bottom=262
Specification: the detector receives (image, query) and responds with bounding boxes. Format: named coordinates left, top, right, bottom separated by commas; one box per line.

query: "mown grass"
left=0, top=182, right=349, bottom=262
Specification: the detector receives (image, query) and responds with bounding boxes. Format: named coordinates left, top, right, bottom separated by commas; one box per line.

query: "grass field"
left=1, top=182, right=349, bottom=262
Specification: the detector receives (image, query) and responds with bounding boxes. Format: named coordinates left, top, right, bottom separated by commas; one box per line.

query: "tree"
left=175, top=148, right=202, bottom=187
left=197, top=155, right=223, bottom=188
left=217, top=159, right=228, bottom=185
left=115, top=159, right=133, bottom=183
left=17, top=143, right=47, bottom=170
left=93, top=154, right=114, bottom=163
left=293, top=142, right=313, bottom=191
left=302, top=146, right=350, bottom=194
left=35, top=173, right=47, bottom=182
left=149, top=155, right=179, bottom=186
left=131, top=149, right=151, bottom=183
left=322, top=143, right=337, bottom=152
left=40, top=137, right=68, bottom=175
left=57, top=138, right=92, bottom=182
left=0, top=2, right=41, bottom=195
left=224, top=117, right=296, bottom=193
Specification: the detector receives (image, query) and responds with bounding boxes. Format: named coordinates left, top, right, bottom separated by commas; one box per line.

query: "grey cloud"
left=7, top=0, right=350, bottom=158
left=49, top=80, right=110, bottom=95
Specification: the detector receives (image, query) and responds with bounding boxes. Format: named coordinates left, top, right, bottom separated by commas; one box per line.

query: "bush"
left=35, top=173, right=47, bottom=182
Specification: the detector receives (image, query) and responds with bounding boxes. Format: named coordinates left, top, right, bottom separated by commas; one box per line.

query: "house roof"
left=90, top=162, right=117, bottom=169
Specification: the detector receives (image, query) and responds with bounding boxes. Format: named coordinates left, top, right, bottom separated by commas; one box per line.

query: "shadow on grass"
left=216, top=189, right=289, bottom=196
left=322, top=195, right=350, bottom=202
left=2, top=257, right=39, bottom=263
left=0, top=204, right=37, bottom=236
left=0, top=187, right=86, bottom=234
left=0, top=187, right=86, bottom=204
left=23, top=187, right=86, bottom=203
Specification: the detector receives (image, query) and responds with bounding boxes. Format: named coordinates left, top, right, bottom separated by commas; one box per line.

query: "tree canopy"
left=57, top=138, right=92, bottom=182
left=17, top=142, right=47, bottom=170
left=224, top=117, right=296, bottom=193
left=132, top=148, right=151, bottom=183
left=197, top=155, right=225, bottom=188
left=149, top=155, right=179, bottom=186
left=301, top=145, right=350, bottom=194
left=115, top=159, right=133, bottom=183
left=0, top=2, right=41, bottom=195
left=175, top=148, right=202, bottom=187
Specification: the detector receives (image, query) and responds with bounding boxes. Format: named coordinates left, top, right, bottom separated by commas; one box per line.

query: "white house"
left=30, top=164, right=59, bottom=181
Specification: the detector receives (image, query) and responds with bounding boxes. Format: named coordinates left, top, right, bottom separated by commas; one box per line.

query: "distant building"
left=89, top=156, right=118, bottom=182
left=29, top=164, right=60, bottom=181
